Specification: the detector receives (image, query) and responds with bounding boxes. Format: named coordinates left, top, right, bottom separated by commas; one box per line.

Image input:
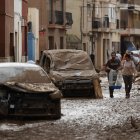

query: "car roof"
left=43, top=49, right=87, bottom=55
left=0, top=62, right=40, bottom=68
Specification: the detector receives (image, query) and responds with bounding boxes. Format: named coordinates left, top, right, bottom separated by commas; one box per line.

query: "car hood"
left=3, top=82, right=58, bottom=93
left=50, top=70, right=99, bottom=82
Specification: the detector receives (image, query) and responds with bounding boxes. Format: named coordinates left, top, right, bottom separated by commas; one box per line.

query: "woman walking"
left=121, top=54, right=137, bottom=98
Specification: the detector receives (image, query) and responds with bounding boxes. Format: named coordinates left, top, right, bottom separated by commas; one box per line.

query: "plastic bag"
left=109, top=69, right=117, bottom=87
left=109, top=70, right=122, bottom=89
left=115, top=71, right=123, bottom=89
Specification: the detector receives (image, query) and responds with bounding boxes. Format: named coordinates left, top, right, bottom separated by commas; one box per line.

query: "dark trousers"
left=123, top=75, right=133, bottom=94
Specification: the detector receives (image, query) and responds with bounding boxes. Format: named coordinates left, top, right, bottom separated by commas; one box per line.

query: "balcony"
left=66, top=12, right=73, bottom=27
left=91, top=17, right=120, bottom=32
left=48, top=11, right=73, bottom=29
left=120, top=19, right=140, bottom=35
left=103, top=16, right=109, bottom=28
left=92, top=18, right=101, bottom=29
left=92, top=16, right=109, bottom=29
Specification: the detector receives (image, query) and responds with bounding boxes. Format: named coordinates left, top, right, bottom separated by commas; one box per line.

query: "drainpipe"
left=80, top=0, right=85, bottom=50
left=91, top=0, right=95, bottom=65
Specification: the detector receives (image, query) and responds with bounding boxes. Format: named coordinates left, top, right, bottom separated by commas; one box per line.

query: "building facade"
left=120, top=0, right=140, bottom=55
left=28, top=0, right=73, bottom=59
left=0, top=0, right=14, bottom=62
left=80, top=0, right=120, bottom=68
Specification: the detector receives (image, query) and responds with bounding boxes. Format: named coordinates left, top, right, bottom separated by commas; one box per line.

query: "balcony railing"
left=66, top=12, right=73, bottom=26
left=92, top=17, right=120, bottom=31
left=92, top=18, right=101, bottom=28
left=49, top=11, right=73, bottom=27
left=92, top=17, right=110, bottom=29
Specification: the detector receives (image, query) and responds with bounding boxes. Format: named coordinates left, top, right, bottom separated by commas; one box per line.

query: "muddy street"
left=0, top=77, right=140, bottom=140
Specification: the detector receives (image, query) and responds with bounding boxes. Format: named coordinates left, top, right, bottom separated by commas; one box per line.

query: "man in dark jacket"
left=105, top=51, right=121, bottom=98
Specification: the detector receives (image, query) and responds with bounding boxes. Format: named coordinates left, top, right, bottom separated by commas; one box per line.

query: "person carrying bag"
left=105, top=52, right=121, bottom=98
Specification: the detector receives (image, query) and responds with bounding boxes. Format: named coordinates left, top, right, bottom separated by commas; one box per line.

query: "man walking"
left=105, top=52, right=121, bottom=98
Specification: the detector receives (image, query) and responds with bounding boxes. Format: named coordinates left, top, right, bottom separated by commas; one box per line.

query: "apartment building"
left=120, top=0, right=140, bottom=55
left=0, top=0, right=14, bottom=62
left=0, top=0, right=28, bottom=62
left=81, top=0, right=120, bottom=68
left=28, top=0, right=73, bottom=58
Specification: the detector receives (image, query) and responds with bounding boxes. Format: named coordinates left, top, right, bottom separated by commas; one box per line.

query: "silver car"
left=0, top=63, right=62, bottom=119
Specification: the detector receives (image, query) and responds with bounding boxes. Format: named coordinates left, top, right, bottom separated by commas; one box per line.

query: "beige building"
left=81, top=0, right=120, bottom=69
left=28, top=0, right=73, bottom=59
left=120, top=0, right=140, bottom=54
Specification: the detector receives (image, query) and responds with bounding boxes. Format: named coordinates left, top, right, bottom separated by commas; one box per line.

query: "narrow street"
left=0, top=76, right=140, bottom=140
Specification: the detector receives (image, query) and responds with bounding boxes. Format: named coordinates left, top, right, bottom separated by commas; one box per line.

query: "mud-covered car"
left=40, top=49, right=102, bottom=98
left=0, top=63, right=62, bottom=119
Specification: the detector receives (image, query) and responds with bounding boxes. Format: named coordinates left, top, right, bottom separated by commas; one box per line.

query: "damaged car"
left=0, top=63, right=62, bottom=119
left=40, top=49, right=102, bottom=98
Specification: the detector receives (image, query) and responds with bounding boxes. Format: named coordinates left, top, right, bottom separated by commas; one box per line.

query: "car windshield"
left=52, top=51, right=94, bottom=71
left=0, top=67, right=51, bottom=83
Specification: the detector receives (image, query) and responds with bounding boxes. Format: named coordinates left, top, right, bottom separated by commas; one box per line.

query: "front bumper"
left=57, top=79, right=94, bottom=97
left=0, top=92, right=61, bottom=119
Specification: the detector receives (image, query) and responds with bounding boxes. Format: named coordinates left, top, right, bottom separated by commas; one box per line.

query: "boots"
left=126, top=90, right=130, bottom=98
left=126, top=92, right=130, bottom=98
left=109, top=89, right=114, bottom=98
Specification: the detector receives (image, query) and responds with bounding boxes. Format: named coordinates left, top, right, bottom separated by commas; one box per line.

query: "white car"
left=0, top=63, right=62, bottom=119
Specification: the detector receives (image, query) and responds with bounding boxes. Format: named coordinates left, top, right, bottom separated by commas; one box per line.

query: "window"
left=49, top=36, right=54, bottom=50
left=87, top=4, right=91, bottom=17
left=49, top=0, right=53, bottom=24
left=10, top=33, right=14, bottom=57
left=60, top=37, right=63, bottom=49
left=108, top=4, right=116, bottom=23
